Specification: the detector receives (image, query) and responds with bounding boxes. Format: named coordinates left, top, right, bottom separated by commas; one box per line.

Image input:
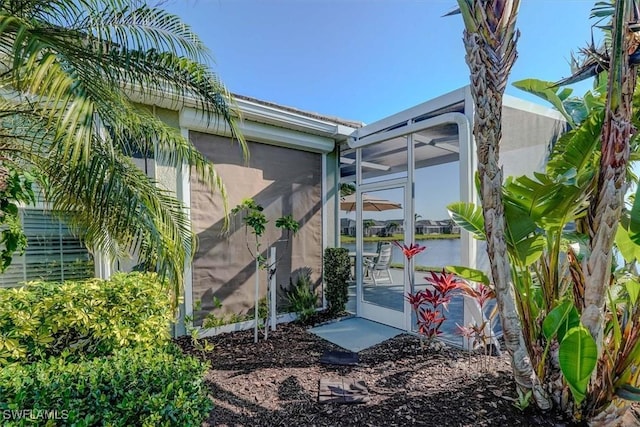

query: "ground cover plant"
left=0, top=273, right=212, bottom=426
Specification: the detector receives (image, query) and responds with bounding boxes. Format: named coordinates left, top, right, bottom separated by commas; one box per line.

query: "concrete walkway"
left=309, top=317, right=404, bottom=353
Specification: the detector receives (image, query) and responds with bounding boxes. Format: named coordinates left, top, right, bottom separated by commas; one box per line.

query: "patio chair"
left=365, top=242, right=393, bottom=285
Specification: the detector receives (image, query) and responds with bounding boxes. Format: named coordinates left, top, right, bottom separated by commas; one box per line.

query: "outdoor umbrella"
left=340, top=194, right=402, bottom=212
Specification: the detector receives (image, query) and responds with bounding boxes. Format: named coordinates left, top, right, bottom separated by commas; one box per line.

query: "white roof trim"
left=125, top=85, right=357, bottom=144
left=180, top=107, right=336, bottom=153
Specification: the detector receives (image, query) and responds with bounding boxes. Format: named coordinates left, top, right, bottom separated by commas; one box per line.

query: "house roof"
left=233, top=94, right=364, bottom=129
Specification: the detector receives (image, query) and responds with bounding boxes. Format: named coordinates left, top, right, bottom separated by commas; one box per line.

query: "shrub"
left=0, top=344, right=212, bottom=426
left=324, top=248, right=350, bottom=314
left=285, top=270, right=318, bottom=321
left=0, top=272, right=173, bottom=364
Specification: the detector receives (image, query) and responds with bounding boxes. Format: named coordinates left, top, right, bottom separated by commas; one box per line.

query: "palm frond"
left=0, top=0, right=246, bottom=300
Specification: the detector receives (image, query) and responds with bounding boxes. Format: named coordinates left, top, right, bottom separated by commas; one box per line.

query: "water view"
left=342, top=238, right=461, bottom=268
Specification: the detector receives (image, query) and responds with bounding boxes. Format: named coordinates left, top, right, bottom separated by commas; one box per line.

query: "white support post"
left=269, top=247, right=277, bottom=332
left=93, top=251, right=112, bottom=280
left=254, top=256, right=259, bottom=344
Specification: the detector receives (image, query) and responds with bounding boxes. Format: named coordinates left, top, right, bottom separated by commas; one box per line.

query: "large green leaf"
left=626, top=280, right=640, bottom=306
left=559, top=326, right=598, bottom=405
left=542, top=301, right=580, bottom=343
left=445, top=265, right=490, bottom=285
left=629, top=183, right=640, bottom=246
left=512, top=235, right=545, bottom=266
left=615, top=224, right=640, bottom=263
left=503, top=200, right=538, bottom=245
left=546, top=112, right=603, bottom=179
left=504, top=173, right=585, bottom=231
left=512, top=79, right=576, bottom=127
left=447, top=202, right=485, bottom=240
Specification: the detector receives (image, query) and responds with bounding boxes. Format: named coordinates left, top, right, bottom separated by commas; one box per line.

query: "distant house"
left=340, top=218, right=356, bottom=236
left=416, top=219, right=459, bottom=235
left=383, top=219, right=404, bottom=236
left=363, top=219, right=386, bottom=237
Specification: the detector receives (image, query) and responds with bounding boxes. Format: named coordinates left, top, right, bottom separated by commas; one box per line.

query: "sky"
left=164, top=0, right=601, bottom=219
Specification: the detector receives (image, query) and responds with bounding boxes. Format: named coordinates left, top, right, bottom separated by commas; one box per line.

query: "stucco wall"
left=500, top=105, right=567, bottom=177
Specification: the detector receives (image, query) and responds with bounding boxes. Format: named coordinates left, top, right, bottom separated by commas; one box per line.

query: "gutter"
left=125, top=84, right=358, bottom=150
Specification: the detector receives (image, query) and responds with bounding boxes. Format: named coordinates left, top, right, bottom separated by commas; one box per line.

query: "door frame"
left=354, top=177, right=411, bottom=330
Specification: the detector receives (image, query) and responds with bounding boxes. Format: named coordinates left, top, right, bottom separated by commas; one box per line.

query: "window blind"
left=0, top=209, right=94, bottom=287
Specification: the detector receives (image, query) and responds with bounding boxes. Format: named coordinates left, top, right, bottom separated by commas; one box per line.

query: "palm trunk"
left=0, top=165, right=8, bottom=193
left=459, top=0, right=550, bottom=410
left=582, top=0, right=638, bottom=347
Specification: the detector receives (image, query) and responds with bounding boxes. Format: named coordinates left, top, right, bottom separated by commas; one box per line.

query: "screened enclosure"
left=340, top=86, right=566, bottom=347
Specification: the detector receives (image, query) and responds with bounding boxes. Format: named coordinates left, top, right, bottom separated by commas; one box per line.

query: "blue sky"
left=165, top=0, right=601, bottom=219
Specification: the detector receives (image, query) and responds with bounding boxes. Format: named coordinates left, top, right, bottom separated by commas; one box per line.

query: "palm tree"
left=0, top=0, right=246, bottom=299
left=454, top=0, right=550, bottom=408
left=362, top=219, right=375, bottom=237
left=582, top=0, right=638, bottom=343
left=580, top=1, right=640, bottom=422
left=386, top=221, right=399, bottom=236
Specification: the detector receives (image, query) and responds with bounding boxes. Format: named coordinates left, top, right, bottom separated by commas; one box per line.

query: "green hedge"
left=324, top=248, right=350, bottom=314
left=0, top=272, right=173, bottom=365
left=0, top=345, right=212, bottom=427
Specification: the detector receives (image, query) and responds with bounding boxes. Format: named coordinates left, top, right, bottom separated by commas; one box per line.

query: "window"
left=0, top=209, right=94, bottom=287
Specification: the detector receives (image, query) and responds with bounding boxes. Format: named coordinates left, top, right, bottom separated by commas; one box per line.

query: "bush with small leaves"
left=0, top=272, right=173, bottom=365
left=324, top=248, right=350, bottom=314
left=0, top=344, right=212, bottom=426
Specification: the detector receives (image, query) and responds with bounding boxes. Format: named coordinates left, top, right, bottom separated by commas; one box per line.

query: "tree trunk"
left=587, top=398, right=632, bottom=427
left=582, top=0, right=638, bottom=348
left=462, top=17, right=551, bottom=408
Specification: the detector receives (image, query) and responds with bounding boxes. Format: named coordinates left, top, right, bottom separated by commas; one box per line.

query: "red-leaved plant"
left=457, top=282, right=498, bottom=371
left=406, top=270, right=467, bottom=343
left=392, top=241, right=426, bottom=295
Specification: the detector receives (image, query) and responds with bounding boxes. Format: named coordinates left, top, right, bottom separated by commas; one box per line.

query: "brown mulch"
left=176, top=312, right=638, bottom=427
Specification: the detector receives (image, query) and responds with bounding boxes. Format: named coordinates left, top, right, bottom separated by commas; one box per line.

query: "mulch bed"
left=175, top=312, right=638, bottom=427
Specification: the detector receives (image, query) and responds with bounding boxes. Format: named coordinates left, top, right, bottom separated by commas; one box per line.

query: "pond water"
left=342, top=238, right=461, bottom=268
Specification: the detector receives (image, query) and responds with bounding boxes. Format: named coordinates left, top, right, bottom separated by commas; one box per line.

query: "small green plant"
left=513, top=389, right=533, bottom=411
left=0, top=345, right=212, bottom=426
left=0, top=272, right=172, bottom=365
left=323, top=248, right=350, bottom=314
left=190, top=328, right=215, bottom=355
left=258, top=296, right=269, bottom=320
left=285, top=270, right=318, bottom=321
left=0, top=167, right=35, bottom=272
left=184, top=314, right=215, bottom=356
